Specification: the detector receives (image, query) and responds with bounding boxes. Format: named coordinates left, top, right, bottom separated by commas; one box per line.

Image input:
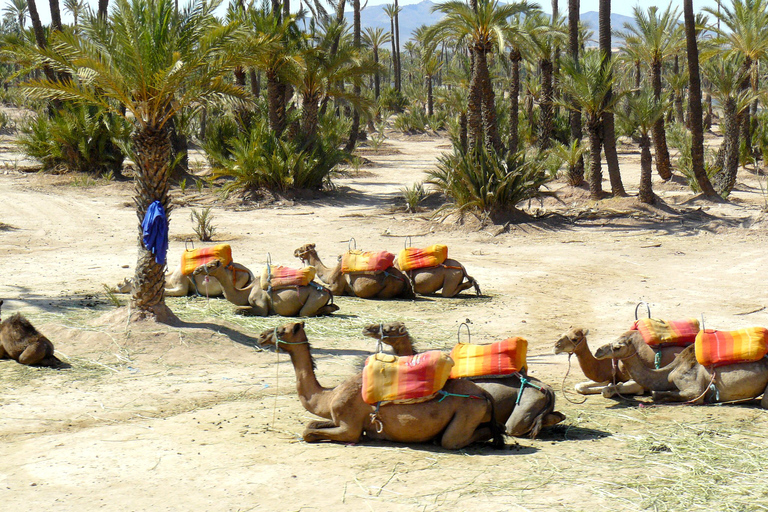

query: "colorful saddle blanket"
left=260, top=265, right=316, bottom=291
left=341, top=250, right=395, bottom=273
left=695, top=327, right=768, bottom=367
left=181, top=244, right=232, bottom=276
left=449, top=337, right=527, bottom=379
left=397, top=244, right=449, bottom=271
left=361, top=351, right=454, bottom=405
left=631, top=318, right=700, bottom=347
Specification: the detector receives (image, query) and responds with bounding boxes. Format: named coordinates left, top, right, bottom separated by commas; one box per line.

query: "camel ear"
left=293, top=322, right=304, bottom=334
left=309, top=244, right=315, bottom=250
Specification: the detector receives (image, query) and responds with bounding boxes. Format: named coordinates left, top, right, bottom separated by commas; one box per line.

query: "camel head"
left=362, top=322, right=408, bottom=341
left=293, top=244, right=317, bottom=264
left=258, top=322, right=308, bottom=352
left=594, top=332, right=636, bottom=361
left=192, top=259, right=224, bottom=276
left=553, top=327, right=589, bottom=355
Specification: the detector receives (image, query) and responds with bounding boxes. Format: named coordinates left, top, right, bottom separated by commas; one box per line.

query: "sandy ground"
left=2, top=120, right=768, bottom=511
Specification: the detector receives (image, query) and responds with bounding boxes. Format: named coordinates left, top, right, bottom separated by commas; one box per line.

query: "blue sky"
left=6, top=0, right=726, bottom=25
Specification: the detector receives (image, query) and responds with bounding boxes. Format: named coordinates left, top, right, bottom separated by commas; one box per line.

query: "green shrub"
left=18, top=103, right=130, bottom=175
left=379, top=87, right=408, bottom=114
left=667, top=123, right=718, bottom=193
left=427, top=145, right=552, bottom=217
left=393, top=108, right=428, bottom=133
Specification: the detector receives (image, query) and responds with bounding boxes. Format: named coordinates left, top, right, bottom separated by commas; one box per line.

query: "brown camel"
left=393, top=259, right=481, bottom=297
left=258, top=322, right=504, bottom=449
left=594, top=331, right=768, bottom=406
left=293, top=243, right=413, bottom=299
left=192, top=260, right=338, bottom=317
left=364, top=322, right=565, bottom=438
left=116, top=262, right=254, bottom=297
left=553, top=327, right=683, bottom=397
left=0, top=300, right=61, bottom=367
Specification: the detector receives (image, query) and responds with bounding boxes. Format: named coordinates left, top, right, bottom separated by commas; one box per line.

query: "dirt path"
left=2, top=131, right=768, bottom=511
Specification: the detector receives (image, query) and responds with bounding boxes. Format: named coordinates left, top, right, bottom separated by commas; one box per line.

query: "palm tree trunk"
left=567, top=0, right=584, bottom=184
left=459, top=111, right=468, bottom=152
left=674, top=55, right=684, bottom=123
left=713, top=99, right=739, bottom=196
left=374, top=48, right=380, bottom=99
left=599, top=0, right=625, bottom=196
left=98, top=0, right=109, bottom=19
left=588, top=121, right=604, bottom=200
left=389, top=16, right=397, bottom=92
left=346, top=0, right=362, bottom=152
left=131, top=125, right=174, bottom=321
left=539, top=57, right=554, bottom=150
left=477, top=48, right=502, bottom=153
left=509, top=49, right=521, bottom=155
left=683, top=0, right=719, bottom=198
left=49, top=0, right=62, bottom=31
left=467, top=49, right=484, bottom=151
left=426, top=75, right=433, bottom=117
left=267, top=70, right=286, bottom=136
left=250, top=69, right=260, bottom=97
left=651, top=59, right=672, bottom=180
left=638, top=133, right=654, bottom=204
left=394, top=0, right=401, bottom=93
left=302, top=92, right=320, bottom=147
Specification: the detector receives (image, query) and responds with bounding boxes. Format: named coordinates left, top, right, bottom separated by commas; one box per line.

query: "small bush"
left=17, top=103, right=130, bottom=175
left=400, top=182, right=426, bottom=213
left=667, top=123, right=718, bottom=193
left=191, top=207, right=216, bottom=241
left=379, top=87, right=408, bottom=114
left=394, top=109, right=428, bottom=133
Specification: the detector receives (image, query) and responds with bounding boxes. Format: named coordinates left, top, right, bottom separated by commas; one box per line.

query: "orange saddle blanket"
left=361, top=351, right=454, bottom=405
left=631, top=318, right=700, bottom=347
left=260, top=265, right=316, bottom=290
left=397, top=244, right=449, bottom=271
left=449, top=337, right=527, bottom=379
left=180, top=244, right=232, bottom=276
left=695, top=327, right=768, bottom=367
left=341, top=250, right=395, bottom=273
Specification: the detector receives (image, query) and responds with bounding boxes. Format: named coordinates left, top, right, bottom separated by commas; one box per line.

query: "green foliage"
left=400, top=182, right=426, bottom=213
left=190, top=207, right=216, bottom=241
left=379, top=87, right=408, bottom=113
left=394, top=108, right=428, bottom=133
left=667, top=123, right=717, bottom=193
left=549, top=139, right=587, bottom=177
left=17, top=103, right=130, bottom=175
left=206, top=115, right=348, bottom=193
left=427, top=145, right=552, bottom=216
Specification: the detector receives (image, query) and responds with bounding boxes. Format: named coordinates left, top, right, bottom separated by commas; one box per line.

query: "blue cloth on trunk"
left=142, top=200, right=168, bottom=265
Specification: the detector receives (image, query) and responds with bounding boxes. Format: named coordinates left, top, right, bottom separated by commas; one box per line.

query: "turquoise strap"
left=655, top=350, right=662, bottom=369
left=437, top=390, right=485, bottom=402
left=515, top=373, right=543, bottom=406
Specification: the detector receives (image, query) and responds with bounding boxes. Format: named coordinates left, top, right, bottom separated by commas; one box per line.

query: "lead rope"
left=561, top=352, right=587, bottom=404
left=272, top=327, right=280, bottom=428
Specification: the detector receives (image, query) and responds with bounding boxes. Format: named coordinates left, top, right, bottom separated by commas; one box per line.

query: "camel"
left=594, top=331, right=768, bottom=407
left=192, top=259, right=338, bottom=317
left=259, top=322, right=504, bottom=449
left=293, top=243, right=413, bottom=299
left=393, top=259, right=481, bottom=297
left=363, top=322, right=565, bottom=438
left=553, top=327, right=683, bottom=397
left=116, top=262, right=254, bottom=297
left=0, top=300, right=62, bottom=367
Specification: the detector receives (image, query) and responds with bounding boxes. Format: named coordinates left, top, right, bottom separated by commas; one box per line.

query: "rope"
left=561, top=353, right=588, bottom=404
left=436, top=390, right=485, bottom=402
left=514, top=372, right=544, bottom=406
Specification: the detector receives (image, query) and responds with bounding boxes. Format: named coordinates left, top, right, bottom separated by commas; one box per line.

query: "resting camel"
left=116, top=262, right=254, bottom=297
left=293, top=243, right=413, bottom=299
left=363, top=322, right=565, bottom=438
left=0, top=300, right=62, bottom=367
left=553, top=327, right=683, bottom=397
left=393, top=259, right=481, bottom=297
left=259, top=322, right=504, bottom=449
left=192, top=260, right=338, bottom=317
left=594, top=331, right=768, bottom=407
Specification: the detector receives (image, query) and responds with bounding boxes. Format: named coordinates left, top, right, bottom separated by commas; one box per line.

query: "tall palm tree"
left=705, top=0, right=768, bottom=155
left=620, top=90, right=666, bottom=203
left=619, top=4, right=681, bottom=181
left=527, top=11, right=565, bottom=151
left=64, top=0, right=86, bottom=28
left=431, top=0, right=533, bottom=153
left=599, top=0, right=625, bottom=196
left=566, top=0, right=584, bottom=185
left=22, top=0, right=252, bottom=321
left=363, top=27, right=391, bottom=100
left=684, top=0, right=719, bottom=198
left=559, top=50, right=625, bottom=200
left=345, top=0, right=362, bottom=152
left=383, top=3, right=400, bottom=92
left=3, top=0, right=28, bottom=33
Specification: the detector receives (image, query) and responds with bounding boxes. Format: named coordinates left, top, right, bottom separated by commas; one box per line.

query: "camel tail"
left=527, top=384, right=556, bottom=440
left=470, top=276, right=481, bottom=296
left=480, top=389, right=506, bottom=449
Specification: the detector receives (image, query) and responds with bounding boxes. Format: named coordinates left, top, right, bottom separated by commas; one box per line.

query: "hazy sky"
left=7, top=0, right=727, bottom=26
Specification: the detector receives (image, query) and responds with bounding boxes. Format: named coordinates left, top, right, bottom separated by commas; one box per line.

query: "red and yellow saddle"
left=695, top=327, right=768, bottom=367
left=341, top=250, right=395, bottom=273
left=260, top=265, right=316, bottom=291
left=449, top=337, right=527, bottom=379
left=181, top=244, right=233, bottom=276
left=631, top=318, right=700, bottom=347
left=397, top=244, right=449, bottom=271
left=361, top=351, right=454, bottom=405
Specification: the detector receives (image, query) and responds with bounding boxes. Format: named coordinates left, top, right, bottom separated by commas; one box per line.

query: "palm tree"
left=559, top=50, right=625, bottom=200
left=414, top=24, right=442, bottom=117
left=684, top=0, right=719, bottom=198
left=63, top=0, right=86, bottom=28
left=430, top=0, right=533, bottom=153
left=345, top=0, right=362, bottom=152
left=620, top=91, right=666, bottom=203
left=3, top=0, right=28, bottom=33
left=599, top=0, right=626, bottom=196
left=705, top=0, right=768, bottom=155
left=383, top=4, right=401, bottom=92
left=619, top=4, right=682, bottom=181
left=22, top=0, right=252, bottom=321
left=566, top=0, right=584, bottom=185
left=363, top=27, right=391, bottom=100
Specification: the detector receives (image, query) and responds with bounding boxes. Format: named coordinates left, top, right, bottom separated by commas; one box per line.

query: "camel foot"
left=574, top=381, right=609, bottom=395
left=543, top=412, right=566, bottom=428
left=316, top=304, right=340, bottom=316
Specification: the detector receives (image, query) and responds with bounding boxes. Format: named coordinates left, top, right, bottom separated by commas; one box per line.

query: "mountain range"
left=345, top=1, right=636, bottom=47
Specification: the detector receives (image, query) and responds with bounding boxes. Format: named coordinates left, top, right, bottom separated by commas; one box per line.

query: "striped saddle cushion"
left=180, top=244, right=232, bottom=276
left=695, top=327, right=768, bottom=367
left=361, top=351, right=454, bottom=405
left=260, top=265, right=316, bottom=290
left=341, top=250, right=395, bottom=273
left=397, top=244, right=448, bottom=271
left=631, top=318, right=700, bottom=347
left=449, top=337, right=527, bottom=379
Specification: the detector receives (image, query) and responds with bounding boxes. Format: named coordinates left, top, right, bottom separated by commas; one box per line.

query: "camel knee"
left=574, top=381, right=608, bottom=395
left=18, top=343, right=46, bottom=365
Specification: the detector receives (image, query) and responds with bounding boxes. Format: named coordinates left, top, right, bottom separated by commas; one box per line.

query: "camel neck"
left=572, top=338, right=615, bottom=383
left=619, top=344, right=676, bottom=390
left=285, top=345, right=333, bottom=419
left=304, top=252, right=338, bottom=282
left=210, top=266, right=253, bottom=304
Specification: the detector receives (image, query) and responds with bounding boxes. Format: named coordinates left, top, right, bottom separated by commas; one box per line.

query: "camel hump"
left=5, top=313, right=41, bottom=337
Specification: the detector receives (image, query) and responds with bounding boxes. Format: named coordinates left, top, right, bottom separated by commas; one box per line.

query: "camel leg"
left=0, top=345, right=8, bottom=359
left=302, top=419, right=364, bottom=444
left=760, top=385, right=768, bottom=409
left=543, top=412, right=566, bottom=427
left=601, top=380, right=645, bottom=398
left=299, top=290, right=333, bottom=317
left=652, top=384, right=710, bottom=404
left=439, top=405, right=490, bottom=450
left=574, top=380, right=610, bottom=395
left=441, top=270, right=476, bottom=298
left=18, top=342, right=47, bottom=365
left=164, top=269, right=190, bottom=296
left=306, top=420, right=336, bottom=430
